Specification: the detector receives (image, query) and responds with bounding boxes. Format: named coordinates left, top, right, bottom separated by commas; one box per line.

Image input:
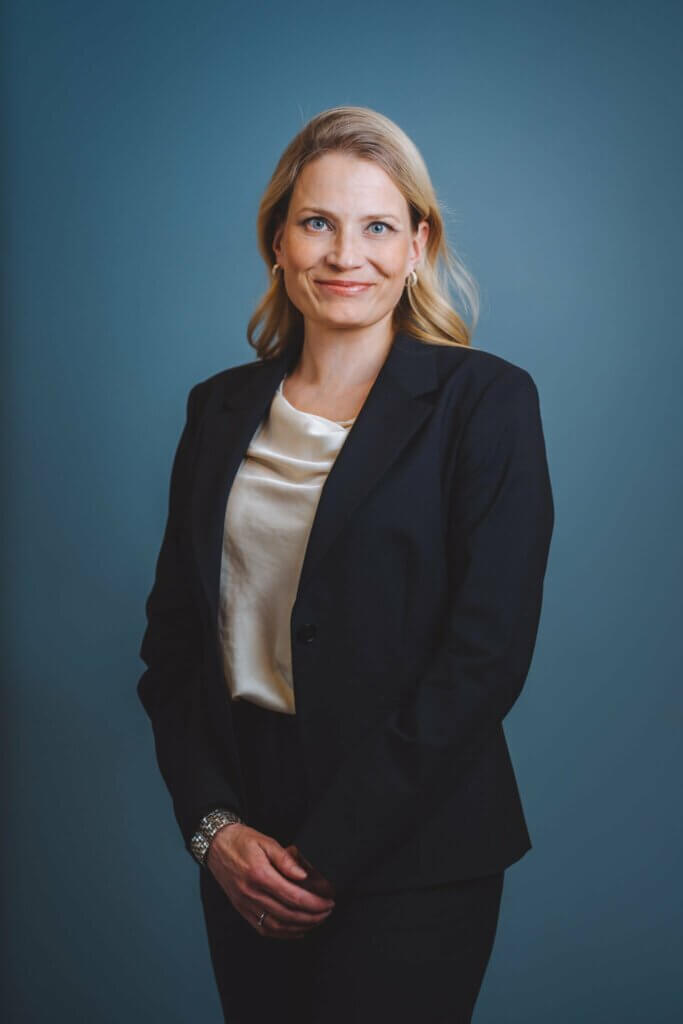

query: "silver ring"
left=257, top=909, right=266, bottom=927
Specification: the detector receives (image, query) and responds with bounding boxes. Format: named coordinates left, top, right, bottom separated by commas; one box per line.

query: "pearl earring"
left=406, top=269, right=418, bottom=288
left=271, top=262, right=281, bottom=277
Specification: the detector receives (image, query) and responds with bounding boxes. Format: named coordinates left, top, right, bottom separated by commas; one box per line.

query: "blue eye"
left=301, top=217, right=394, bottom=234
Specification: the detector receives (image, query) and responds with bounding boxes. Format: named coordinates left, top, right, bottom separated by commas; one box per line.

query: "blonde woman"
left=138, top=105, right=554, bottom=1023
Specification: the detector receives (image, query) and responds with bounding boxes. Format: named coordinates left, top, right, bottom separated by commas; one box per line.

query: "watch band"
left=190, top=808, right=244, bottom=866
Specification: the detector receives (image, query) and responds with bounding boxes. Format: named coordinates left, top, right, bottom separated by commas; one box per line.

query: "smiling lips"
left=315, top=279, right=374, bottom=294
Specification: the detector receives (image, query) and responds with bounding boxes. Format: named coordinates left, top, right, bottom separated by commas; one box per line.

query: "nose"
left=326, top=226, right=363, bottom=269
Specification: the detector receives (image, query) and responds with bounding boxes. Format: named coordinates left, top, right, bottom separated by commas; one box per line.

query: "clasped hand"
left=206, top=823, right=336, bottom=940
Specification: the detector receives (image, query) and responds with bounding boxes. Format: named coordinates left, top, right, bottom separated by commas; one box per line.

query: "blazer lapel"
left=296, top=333, right=439, bottom=597
left=191, top=330, right=440, bottom=634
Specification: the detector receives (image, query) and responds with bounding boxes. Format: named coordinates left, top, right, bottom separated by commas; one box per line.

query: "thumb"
left=268, top=842, right=308, bottom=880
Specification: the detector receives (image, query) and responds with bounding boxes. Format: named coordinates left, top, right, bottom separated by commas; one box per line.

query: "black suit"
left=138, top=329, right=554, bottom=899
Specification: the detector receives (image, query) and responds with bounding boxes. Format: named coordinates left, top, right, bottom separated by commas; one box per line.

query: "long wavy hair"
left=246, top=106, right=479, bottom=359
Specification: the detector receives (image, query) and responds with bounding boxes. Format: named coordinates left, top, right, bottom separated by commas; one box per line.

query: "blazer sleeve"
left=137, top=383, right=242, bottom=857
left=290, top=365, right=555, bottom=893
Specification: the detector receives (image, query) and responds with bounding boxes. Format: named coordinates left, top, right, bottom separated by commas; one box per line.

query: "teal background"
left=2, top=1, right=681, bottom=1020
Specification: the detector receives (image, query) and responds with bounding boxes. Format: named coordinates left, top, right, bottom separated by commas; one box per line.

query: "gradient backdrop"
left=2, top=1, right=681, bottom=1021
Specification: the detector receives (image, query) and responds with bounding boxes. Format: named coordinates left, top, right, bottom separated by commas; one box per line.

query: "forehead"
left=291, top=152, right=408, bottom=215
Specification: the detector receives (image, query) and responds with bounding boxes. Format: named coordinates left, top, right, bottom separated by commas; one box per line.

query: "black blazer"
left=137, top=330, right=554, bottom=896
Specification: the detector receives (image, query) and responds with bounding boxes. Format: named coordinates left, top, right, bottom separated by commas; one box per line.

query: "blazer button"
left=296, top=622, right=317, bottom=645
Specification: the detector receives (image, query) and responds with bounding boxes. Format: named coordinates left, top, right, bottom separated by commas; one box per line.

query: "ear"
left=410, top=219, right=430, bottom=270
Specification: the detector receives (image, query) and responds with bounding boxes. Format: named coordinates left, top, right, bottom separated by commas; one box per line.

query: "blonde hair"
left=247, top=105, right=479, bottom=359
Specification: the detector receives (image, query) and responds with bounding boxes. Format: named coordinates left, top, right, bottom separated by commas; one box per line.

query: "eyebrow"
left=297, top=207, right=401, bottom=222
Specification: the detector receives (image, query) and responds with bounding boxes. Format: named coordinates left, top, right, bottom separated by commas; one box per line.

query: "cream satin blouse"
left=217, top=375, right=356, bottom=715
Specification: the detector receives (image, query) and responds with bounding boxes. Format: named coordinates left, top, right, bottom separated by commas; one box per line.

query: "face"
left=272, top=152, right=429, bottom=332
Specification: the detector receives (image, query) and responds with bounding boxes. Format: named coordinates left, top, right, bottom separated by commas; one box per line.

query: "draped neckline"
left=276, top=376, right=356, bottom=430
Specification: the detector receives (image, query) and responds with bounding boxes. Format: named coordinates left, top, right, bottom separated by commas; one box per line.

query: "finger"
left=254, top=847, right=335, bottom=912
left=294, top=874, right=336, bottom=901
left=268, top=844, right=327, bottom=895
left=276, top=845, right=309, bottom=881
left=258, top=911, right=314, bottom=941
left=245, top=904, right=308, bottom=940
left=285, top=846, right=336, bottom=900
left=244, top=885, right=335, bottom=928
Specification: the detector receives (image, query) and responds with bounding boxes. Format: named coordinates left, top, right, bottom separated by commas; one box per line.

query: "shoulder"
left=423, top=342, right=550, bottom=481
left=416, top=340, right=541, bottom=429
left=184, top=355, right=267, bottom=416
left=430, top=340, right=536, bottom=393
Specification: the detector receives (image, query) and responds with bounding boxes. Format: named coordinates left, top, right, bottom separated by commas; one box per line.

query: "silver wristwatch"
left=190, top=808, right=244, bottom=866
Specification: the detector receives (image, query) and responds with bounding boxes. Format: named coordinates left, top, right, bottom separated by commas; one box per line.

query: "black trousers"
left=199, top=697, right=504, bottom=1024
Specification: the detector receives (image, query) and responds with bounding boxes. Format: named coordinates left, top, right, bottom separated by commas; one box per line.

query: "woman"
left=138, top=106, right=554, bottom=1023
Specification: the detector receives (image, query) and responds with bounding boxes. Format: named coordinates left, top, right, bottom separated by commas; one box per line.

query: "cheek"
left=378, top=244, right=410, bottom=275
left=280, top=232, right=307, bottom=267
left=284, top=249, right=307, bottom=272
left=288, top=235, right=323, bottom=267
